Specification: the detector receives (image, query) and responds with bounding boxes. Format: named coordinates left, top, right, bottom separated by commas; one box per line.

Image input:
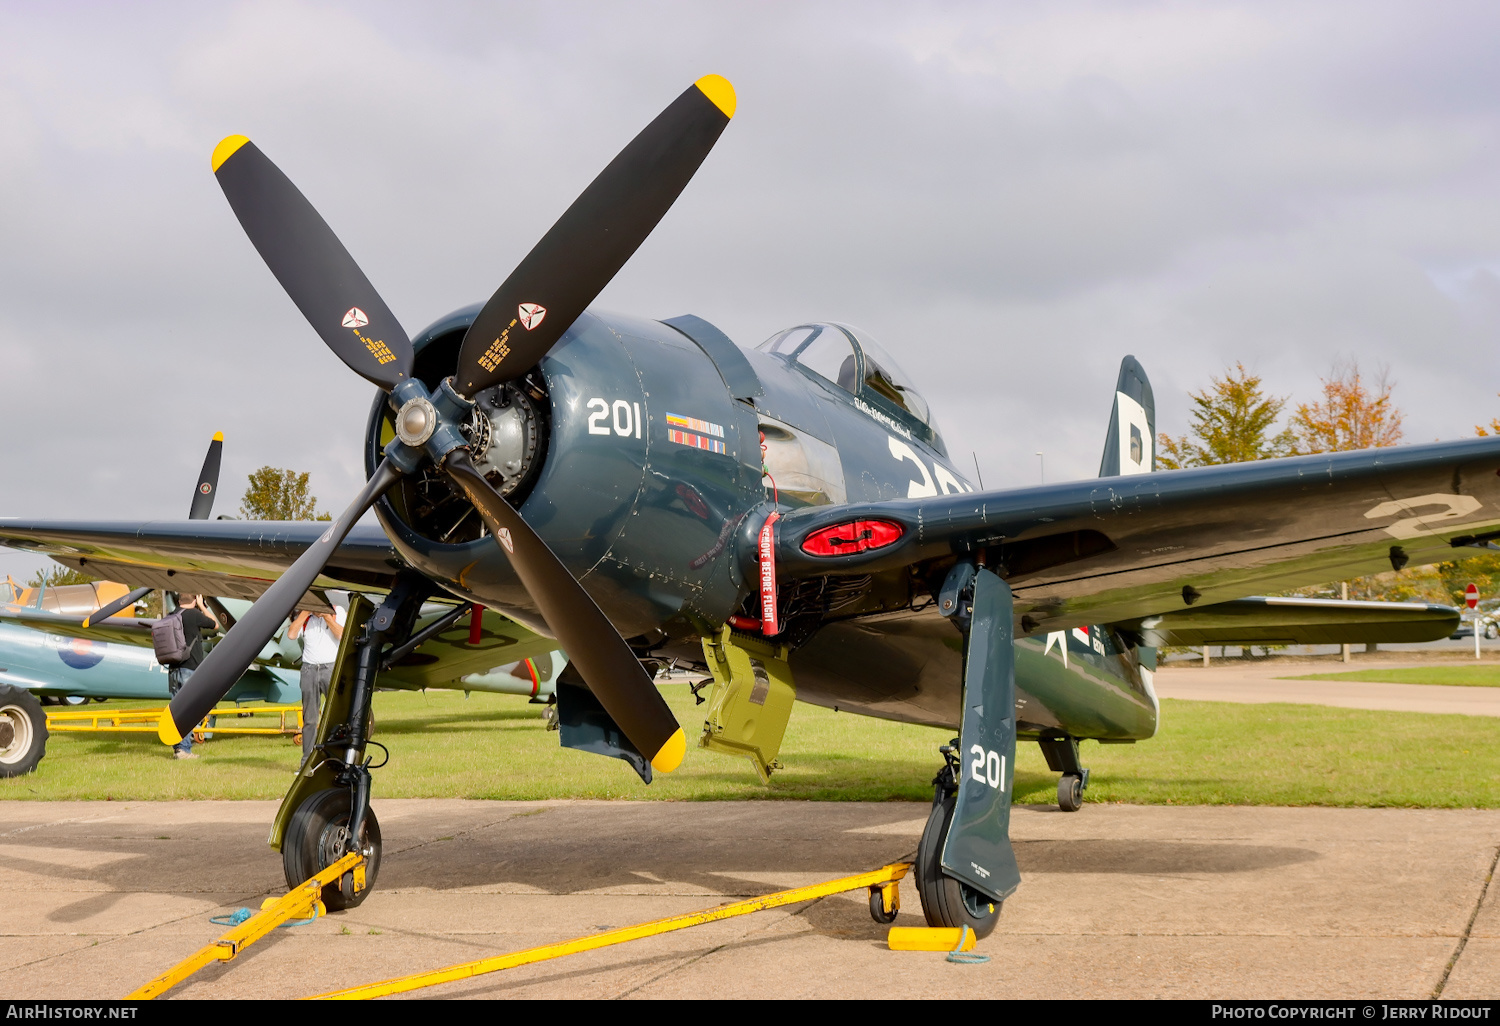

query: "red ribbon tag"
left=759, top=511, right=781, bottom=636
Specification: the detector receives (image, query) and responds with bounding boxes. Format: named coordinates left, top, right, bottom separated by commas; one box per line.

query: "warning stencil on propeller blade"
left=342, top=307, right=369, bottom=329
left=518, top=303, right=547, bottom=330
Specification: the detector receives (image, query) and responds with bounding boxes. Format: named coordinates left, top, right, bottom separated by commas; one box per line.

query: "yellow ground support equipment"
left=46, top=703, right=302, bottom=739
left=126, top=851, right=363, bottom=1000
left=313, top=860, right=915, bottom=1000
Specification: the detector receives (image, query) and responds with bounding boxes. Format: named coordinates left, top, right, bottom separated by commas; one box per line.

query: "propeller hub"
left=395, top=396, right=438, bottom=446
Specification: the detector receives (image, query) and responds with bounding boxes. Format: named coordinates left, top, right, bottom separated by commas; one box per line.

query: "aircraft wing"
left=0, top=519, right=402, bottom=602
left=1117, top=596, right=1461, bottom=646
left=0, top=605, right=158, bottom=646
left=772, top=437, right=1500, bottom=633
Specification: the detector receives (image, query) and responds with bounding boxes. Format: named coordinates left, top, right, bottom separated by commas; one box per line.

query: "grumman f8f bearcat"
left=1, top=75, right=1489, bottom=935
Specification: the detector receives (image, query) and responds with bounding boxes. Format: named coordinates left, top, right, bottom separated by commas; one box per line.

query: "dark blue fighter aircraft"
left=0, top=74, right=1489, bottom=932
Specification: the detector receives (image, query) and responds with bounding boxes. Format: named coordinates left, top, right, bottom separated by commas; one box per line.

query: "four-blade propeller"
left=158, top=75, right=737, bottom=774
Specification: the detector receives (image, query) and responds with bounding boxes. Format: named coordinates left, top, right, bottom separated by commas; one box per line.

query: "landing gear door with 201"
left=941, top=568, right=1022, bottom=905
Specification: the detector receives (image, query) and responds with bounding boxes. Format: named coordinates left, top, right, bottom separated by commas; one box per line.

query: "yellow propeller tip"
left=650, top=727, right=687, bottom=774
left=80, top=617, right=91, bottom=629
left=694, top=75, right=736, bottom=119
left=211, top=135, right=250, bottom=173
left=212, top=431, right=224, bottom=442
left=157, top=713, right=183, bottom=747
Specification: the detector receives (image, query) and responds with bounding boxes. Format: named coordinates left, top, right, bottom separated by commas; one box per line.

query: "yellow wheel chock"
left=126, top=851, right=363, bottom=1000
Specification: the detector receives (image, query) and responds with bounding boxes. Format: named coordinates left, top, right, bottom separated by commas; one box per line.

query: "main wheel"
left=0, top=685, right=47, bottom=778
left=915, top=792, right=1000, bottom=938
left=281, top=788, right=382, bottom=911
left=1057, top=773, right=1084, bottom=812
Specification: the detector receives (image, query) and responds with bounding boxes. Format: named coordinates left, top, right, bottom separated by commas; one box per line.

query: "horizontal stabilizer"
left=1121, top=596, right=1461, bottom=647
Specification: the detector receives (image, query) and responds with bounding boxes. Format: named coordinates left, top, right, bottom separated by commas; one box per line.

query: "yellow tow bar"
left=126, top=851, right=364, bottom=1001
left=313, top=860, right=913, bottom=1000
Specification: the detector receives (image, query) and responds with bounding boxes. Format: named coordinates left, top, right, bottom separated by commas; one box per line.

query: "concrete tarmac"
left=1156, top=662, right=1500, bottom=716
left=1, top=799, right=1497, bottom=1000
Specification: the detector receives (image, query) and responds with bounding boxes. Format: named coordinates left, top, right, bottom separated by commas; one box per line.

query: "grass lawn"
left=4, top=687, right=1499, bottom=807
left=1285, top=665, right=1500, bottom=688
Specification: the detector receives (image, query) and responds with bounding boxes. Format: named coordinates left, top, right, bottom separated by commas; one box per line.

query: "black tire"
left=915, top=793, right=1000, bottom=938
left=1058, top=773, right=1084, bottom=812
left=281, top=788, right=381, bottom=911
left=869, top=886, right=899, bottom=924
left=0, top=685, right=47, bottom=778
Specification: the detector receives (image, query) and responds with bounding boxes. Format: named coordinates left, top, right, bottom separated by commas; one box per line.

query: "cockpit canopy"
left=756, top=323, right=939, bottom=445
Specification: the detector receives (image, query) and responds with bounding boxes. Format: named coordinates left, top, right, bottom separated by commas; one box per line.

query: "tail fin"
left=1098, top=356, right=1155, bottom=477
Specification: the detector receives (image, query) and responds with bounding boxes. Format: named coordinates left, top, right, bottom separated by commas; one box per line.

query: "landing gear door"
left=941, top=568, right=1022, bottom=904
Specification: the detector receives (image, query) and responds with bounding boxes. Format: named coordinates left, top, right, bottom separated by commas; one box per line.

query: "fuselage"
left=368, top=306, right=1160, bottom=742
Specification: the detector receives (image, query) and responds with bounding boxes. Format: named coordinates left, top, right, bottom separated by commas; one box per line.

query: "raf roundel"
left=199, top=483, right=212, bottom=494
left=518, top=303, right=547, bottom=330
left=342, top=307, right=370, bottom=329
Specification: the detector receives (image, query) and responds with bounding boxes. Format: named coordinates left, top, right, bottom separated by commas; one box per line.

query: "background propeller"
left=85, top=432, right=225, bottom=627
left=161, top=76, right=736, bottom=772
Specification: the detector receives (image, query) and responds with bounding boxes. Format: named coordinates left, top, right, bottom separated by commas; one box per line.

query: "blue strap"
left=209, top=905, right=321, bottom=928
left=946, top=924, right=991, bottom=964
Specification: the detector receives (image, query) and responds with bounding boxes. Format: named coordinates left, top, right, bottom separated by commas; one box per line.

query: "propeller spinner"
left=158, top=75, right=737, bottom=776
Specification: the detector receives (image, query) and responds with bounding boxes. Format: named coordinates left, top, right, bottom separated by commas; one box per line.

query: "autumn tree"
left=240, top=467, right=331, bottom=521
left=1288, top=360, right=1402, bottom=454
left=1157, top=363, right=1296, bottom=469
left=26, top=565, right=95, bottom=587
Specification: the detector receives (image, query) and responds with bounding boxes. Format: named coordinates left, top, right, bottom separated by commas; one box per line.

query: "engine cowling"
left=365, top=306, right=765, bottom=643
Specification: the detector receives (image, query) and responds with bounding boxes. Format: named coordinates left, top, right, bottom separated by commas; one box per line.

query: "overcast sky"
left=4, top=1, right=1500, bottom=582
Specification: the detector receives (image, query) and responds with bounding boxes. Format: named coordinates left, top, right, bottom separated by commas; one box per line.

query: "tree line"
left=1158, top=361, right=1496, bottom=608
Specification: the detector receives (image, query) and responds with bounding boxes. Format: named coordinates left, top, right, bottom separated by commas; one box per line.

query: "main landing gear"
left=276, top=579, right=427, bottom=910
left=904, top=742, right=1001, bottom=938
left=1038, top=734, right=1089, bottom=812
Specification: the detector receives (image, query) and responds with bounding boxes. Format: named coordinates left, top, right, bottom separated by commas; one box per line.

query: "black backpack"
left=151, top=610, right=192, bottom=665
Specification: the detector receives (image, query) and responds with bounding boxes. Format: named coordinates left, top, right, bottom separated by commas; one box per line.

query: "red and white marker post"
left=1467, top=583, right=1481, bottom=660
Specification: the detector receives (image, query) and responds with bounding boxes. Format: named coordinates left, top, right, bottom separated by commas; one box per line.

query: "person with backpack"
left=151, top=594, right=219, bottom=759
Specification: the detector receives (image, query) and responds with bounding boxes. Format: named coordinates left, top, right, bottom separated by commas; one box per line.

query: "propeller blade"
left=211, top=136, right=413, bottom=390
left=188, top=432, right=224, bottom=520
left=157, top=459, right=403, bottom=746
left=443, top=449, right=685, bottom=772
left=454, top=75, right=736, bottom=396
left=82, top=587, right=152, bottom=628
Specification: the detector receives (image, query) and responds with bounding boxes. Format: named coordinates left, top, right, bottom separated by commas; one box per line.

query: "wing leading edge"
left=0, top=519, right=401, bottom=601
left=771, top=436, right=1500, bottom=633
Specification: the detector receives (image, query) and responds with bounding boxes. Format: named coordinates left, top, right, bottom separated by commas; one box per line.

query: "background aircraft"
left=0, top=437, right=563, bottom=777
left=3, top=76, right=1496, bottom=936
